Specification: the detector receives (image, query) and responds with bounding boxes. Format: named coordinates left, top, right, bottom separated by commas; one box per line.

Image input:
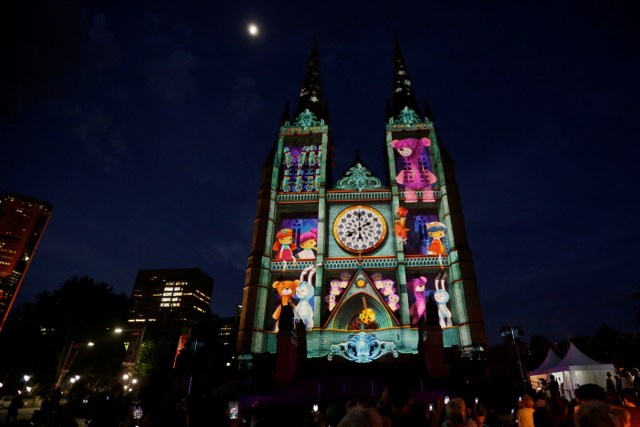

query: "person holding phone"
left=444, top=398, right=478, bottom=427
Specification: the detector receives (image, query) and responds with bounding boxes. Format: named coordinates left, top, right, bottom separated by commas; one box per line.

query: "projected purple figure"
left=392, top=137, right=437, bottom=203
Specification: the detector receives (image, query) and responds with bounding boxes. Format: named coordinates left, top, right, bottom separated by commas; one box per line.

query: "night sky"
left=2, top=1, right=639, bottom=346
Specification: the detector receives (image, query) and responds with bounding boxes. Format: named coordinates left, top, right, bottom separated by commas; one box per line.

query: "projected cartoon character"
left=307, top=145, right=318, bottom=166
left=314, top=168, right=321, bottom=190
left=387, top=293, right=400, bottom=311
left=381, top=279, right=396, bottom=297
left=349, top=296, right=378, bottom=330
left=298, top=146, right=309, bottom=166
left=392, top=137, right=438, bottom=203
left=283, top=146, right=294, bottom=170
left=395, top=207, right=410, bottom=244
left=295, top=264, right=316, bottom=330
left=297, top=228, right=317, bottom=260
left=433, top=271, right=452, bottom=328
left=425, top=221, right=450, bottom=268
left=371, top=272, right=384, bottom=290
left=294, top=169, right=305, bottom=192
left=272, top=279, right=299, bottom=331
left=326, top=279, right=343, bottom=311
left=409, top=276, right=428, bottom=324
left=273, top=228, right=297, bottom=270
left=281, top=174, right=291, bottom=192
left=340, top=272, right=351, bottom=289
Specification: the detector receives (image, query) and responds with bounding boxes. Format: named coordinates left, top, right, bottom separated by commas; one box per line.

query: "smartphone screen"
left=228, top=401, right=239, bottom=420
left=132, top=401, right=143, bottom=420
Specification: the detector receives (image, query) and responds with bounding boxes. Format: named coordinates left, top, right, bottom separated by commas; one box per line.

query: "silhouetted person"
left=606, top=372, right=619, bottom=403
left=279, top=301, right=295, bottom=333
left=425, top=294, right=439, bottom=326
left=377, top=379, right=426, bottom=427
left=549, top=375, right=560, bottom=398
left=5, top=394, right=23, bottom=425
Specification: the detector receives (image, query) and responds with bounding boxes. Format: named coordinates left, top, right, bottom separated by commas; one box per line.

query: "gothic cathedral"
left=238, top=42, right=486, bottom=366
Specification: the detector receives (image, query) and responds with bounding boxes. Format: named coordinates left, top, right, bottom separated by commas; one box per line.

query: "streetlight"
left=501, top=326, right=528, bottom=392
left=56, top=341, right=94, bottom=387
left=114, top=325, right=146, bottom=371
left=22, top=375, right=30, bottom=393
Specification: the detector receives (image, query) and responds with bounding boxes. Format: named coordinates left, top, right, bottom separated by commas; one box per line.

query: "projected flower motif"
left=289, top=109, right=325, bottom=128
left=335, top=163, right=382, bottom=192
left=388, top=106, right=430, bottom=125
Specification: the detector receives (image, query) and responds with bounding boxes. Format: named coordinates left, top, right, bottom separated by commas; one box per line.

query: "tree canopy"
left=0, top=276, right=129, bottom=394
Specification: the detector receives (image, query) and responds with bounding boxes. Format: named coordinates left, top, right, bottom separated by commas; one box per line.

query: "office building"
left=0, top=193, right=52, bottom=332
left=129, top=268, right=213, bottom=326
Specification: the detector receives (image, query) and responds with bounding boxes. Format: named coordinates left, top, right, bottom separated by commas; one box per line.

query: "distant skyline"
left=1, top=1, right=639, bottom=345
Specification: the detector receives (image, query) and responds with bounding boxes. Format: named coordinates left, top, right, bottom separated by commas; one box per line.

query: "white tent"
left=528, top=342, right=615, bottom=399
left=529, top=347, right=562, bottom=392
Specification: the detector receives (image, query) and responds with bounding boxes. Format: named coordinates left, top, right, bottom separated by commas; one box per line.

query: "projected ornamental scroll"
left=327, top=331, right=399, bottom=363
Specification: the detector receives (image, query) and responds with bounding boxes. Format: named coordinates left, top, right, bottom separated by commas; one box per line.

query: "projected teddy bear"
left=340, top=272, right=351, bottom=289
left=381, top=279, right=396, bottom=297
left=272, top=279, right=299, bottom=331
left=387, top=293, right=400, bottom=311
left=409, top=276, right=428, bottom=324
left=371, top=272, right=384, bottom=290
left=392, top=137, right=437, bottom=203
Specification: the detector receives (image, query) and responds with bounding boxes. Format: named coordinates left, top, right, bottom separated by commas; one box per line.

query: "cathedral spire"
left=388, top=40, right=423, bottom=123
left=293, top=39, right=326, bottom=124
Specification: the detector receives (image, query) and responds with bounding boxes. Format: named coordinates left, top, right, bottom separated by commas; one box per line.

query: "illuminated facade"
left=238, top=43, right=486, bottom=362
left=0, top=193, right=52, bottom=332
left=128, top=268, right=213, bottom=326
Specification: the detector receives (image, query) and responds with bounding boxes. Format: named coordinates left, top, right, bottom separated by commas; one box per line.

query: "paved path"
left=0, top=406, right=37, bottom=422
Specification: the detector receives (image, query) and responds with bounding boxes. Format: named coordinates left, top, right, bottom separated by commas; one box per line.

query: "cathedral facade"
left=237, top=43, right=486, bottom=364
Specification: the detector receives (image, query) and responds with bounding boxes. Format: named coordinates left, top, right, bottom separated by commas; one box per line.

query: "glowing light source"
left=247, top=23, right=259, bottom=37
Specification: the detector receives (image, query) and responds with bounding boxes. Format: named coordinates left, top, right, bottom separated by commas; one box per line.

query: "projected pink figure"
left=392, top=137, right=437, bottom=203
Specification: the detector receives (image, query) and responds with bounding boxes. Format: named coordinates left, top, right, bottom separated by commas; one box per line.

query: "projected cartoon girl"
left=425, top=221, right=450, bottom=268
left=297, top=228, right=318, bottom=260
left=273, top=228, right=297, bottom=270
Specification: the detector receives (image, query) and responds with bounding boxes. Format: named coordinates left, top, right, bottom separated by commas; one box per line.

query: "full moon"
left=247, top=23, right=259, bottom=37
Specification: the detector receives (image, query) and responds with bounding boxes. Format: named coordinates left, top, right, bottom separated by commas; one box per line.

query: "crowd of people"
left=4, top=368, right=640, bottom=427
left=228, top=370, right=640, bottom=427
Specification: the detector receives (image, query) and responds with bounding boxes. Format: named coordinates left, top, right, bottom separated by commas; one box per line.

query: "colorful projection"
left=433, top=271, right=452, bottom=328
left=327, top=331, right=399, bottom=363
left=271, top=279, right=299, bottom=331
left=324, top=271, right=399, bottom=314
left=394, top=207, right=410, bottom=244
left=281, top=145, right=322, bottom=192
left=348, top=295, right=379, bottom=330
left=298, top=228, right=318, bottom=260
left=406, top=271, right=453, bottom=326
left=324, top=272, right=351, bottom=312
left=294, top=264, right=316, bottom=330
left=392, top=137, right=437, bottom=202
left=273, top=228, right=297, bottom=268
left=425, top=221, right=449, bottom=257
left=408, top=276, right=428, bottom=325
left=270, top=265, right=317, bottom=331
left=394, top=208, right=439, bottom=255
left=273, top=215, right=319, bottom=263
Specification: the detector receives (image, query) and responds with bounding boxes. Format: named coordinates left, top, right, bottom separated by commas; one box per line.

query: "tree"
left=0, top=276, right=129, bottom=393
